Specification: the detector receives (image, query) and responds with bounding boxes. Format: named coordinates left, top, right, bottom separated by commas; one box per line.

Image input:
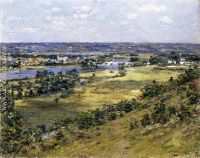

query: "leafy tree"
left=149, top=56, right=168, bottom=65
left=81, top=58, right=97, bottom=72
left=169, top=52, right=180, bottom=64
left=117, top=100, right=135, bottom=113
left=177, top=66, right=200, bottom=84
left=130, top=56, right=139, bottom=62
left=0, top=88, right=15, bottom=113
left=142, top=81, right=164, bottom=97
left=77, top=112, right=95, bottom=129
left=118, top=63, right=126, bottom=77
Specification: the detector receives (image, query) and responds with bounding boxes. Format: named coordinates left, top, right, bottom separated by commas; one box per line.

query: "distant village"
left=1, top=50, right=200, bottom=70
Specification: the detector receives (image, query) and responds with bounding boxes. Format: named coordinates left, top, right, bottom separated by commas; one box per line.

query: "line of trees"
left=76, top=99, right=139, bottom=129
left=10, top=70, right=80, bottom=100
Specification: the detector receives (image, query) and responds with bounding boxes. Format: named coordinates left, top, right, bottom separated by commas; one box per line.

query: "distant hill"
left=1, top=43, right=200, bottom=55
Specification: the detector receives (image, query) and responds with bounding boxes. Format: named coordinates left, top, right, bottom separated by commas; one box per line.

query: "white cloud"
left=21, top=27, right=38, bottom=33
left=51, top=7, right=61, bottom=12
left=0, top=0, right=199, bottom=43
left=160, top=16, right=173, bottom=24
left=0, top=0, right=14, bottom=4
left=72, top=5, right=93, bottom=20
left=80, top=6, right=91, bottom=12
left=139, top=4, right=167, bottom=13
left=73, top=5, right=92, bottom=13
left=127, top=13, right=138, bottom=20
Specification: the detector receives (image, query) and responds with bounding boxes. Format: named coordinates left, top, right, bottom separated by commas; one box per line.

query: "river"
left=0, top=61, right=130, bottom=80
left=0, top=66, right=81, bottom=80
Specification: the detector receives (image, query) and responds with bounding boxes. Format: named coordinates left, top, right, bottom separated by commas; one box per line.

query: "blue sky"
left=0, top=0, right=200, bottom=43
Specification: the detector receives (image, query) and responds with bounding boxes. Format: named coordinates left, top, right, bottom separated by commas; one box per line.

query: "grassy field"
left=42, top=110, right=200, bottom=158
left=15, top=66, right=181, bottom=127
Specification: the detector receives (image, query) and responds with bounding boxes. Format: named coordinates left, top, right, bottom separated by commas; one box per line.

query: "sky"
left=0, top=0, right=200, bottom=43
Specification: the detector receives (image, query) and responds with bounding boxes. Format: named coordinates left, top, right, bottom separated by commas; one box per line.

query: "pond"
left=0, top=61, right=131, bottom=80
left=0, top=66, right=81, bottom=80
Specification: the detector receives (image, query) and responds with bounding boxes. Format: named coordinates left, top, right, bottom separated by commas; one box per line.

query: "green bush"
left=142, top=81, right=164, bottom=97
left=77, top=112, right=95, bottom=129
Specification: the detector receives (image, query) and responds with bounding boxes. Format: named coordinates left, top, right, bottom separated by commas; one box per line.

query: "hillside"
left=36, top=67, right=200, bottom=158
left=1, top=66, right=199, bottom=158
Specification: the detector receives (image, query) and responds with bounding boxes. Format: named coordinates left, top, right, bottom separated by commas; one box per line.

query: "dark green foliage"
left=0, top=89, right=15, bottom=113
left=0, top=87, right=37, bottom=155
left=107, top=112, right=117, bottom=121
left=12, top=71, right=79, bottom=99
left=77, top=112, right=95, bottom=129
left=76, top=100, right=139, bottom=129
left=141, top=114, right=151, bottom=127
left=92, top=109, right=106, bottom=125
left=151, top=103, right=169, bottom=124
left=142, top=81, right=164, bottom=98
left=177, top=66, right=200, bottom=85
left=0, top=111, right=24, bottom=154
left=178, top=105, right=191, bottom=121
left=55, top=130, right=64, bottom=141
left=116, top=100, right=135, bottom=113
left=81, top=58, right=97, bottom=71
left=140, top=66, right=200, bottom=127
left=168, top=51, right=180, bottom=64
left=149, top=56, right=168, bottom=65
left=186, top=89, right=200, bottom=105
left=130, top=56, right=139, bottom=62
left=118, top=63, right=127, bottom=77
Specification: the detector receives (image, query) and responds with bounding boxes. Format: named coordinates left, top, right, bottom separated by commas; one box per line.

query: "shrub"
left=92, top=109, right=106, bottom=125
left=107, top=112, right=117, bottom=121
left=142, top=81, right=164, bottom=97
left=141, top=114, right=151, bottom=127
left=77, top=112, right=95, bottom=129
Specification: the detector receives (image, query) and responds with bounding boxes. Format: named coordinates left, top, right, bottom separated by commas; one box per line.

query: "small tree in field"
left=118, top=63, right=126, bottom=77
left=142, top=81, right=164, bottom=98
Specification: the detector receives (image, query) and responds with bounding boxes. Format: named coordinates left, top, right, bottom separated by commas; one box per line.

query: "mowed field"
left=15, top=66, right=181, bottom=127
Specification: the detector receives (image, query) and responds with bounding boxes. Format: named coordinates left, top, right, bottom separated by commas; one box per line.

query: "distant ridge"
left=1, top=42, right=200, bottom=55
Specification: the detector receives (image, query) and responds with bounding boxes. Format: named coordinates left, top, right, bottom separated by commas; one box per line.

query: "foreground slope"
left=40, top=67, right=200, bottom=158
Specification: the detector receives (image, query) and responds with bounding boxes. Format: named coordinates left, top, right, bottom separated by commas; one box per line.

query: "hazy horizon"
left=0, top=0, right=200, bottom=43
left=1, top=42, right=200, bottom=45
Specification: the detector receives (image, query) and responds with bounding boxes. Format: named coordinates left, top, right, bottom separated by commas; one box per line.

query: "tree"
left=0, top=87, right=25, bottom=156
left=130, top=56, right=139, bottom=62
left=0, top=88, right=15, bottom=113
left=118, top=63, right=126, bottom=77
left=142, top=81, right=164, bottom=97
left=77, top=112, right=95, bottom=129
left=81, top=58, right=97, bottom=72
left=177, top=66, right=200, bottom=84
left=169, top=52, right=180, bottom=64
left=117, top=100, right=135, bottom=113
left=54, top=97, right=60, bottom=104
left=149, top=56, right=168, bottom=65
left=92, top=109, right=106, bottom=125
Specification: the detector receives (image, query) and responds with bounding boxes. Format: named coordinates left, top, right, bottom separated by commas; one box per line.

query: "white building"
left=168, top=59, right=177, bottom=65
left=57, top=56, right=69, bottom=64
left=180, top=58, right=186, bottom=65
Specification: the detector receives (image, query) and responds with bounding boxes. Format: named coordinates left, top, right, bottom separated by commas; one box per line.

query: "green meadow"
left=15, top=66, right=181, bottom=127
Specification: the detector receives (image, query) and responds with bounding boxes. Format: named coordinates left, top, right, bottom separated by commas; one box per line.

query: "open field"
left=16, top=66, right=182, bottom=127
left=41, top=110, right=200, bottom=158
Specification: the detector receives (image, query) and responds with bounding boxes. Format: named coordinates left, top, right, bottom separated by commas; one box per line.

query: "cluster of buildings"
left=0, top=53, right=80, bottom=67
